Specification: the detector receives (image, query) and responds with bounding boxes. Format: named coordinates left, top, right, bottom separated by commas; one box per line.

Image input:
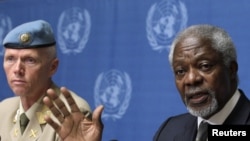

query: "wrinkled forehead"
left=174, top=36, right=212, bottom=52
left=3, top=47, right=48, bottom=57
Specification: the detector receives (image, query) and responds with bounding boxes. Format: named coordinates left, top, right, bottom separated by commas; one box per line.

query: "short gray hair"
left=168, top=24, right=237, bottom=68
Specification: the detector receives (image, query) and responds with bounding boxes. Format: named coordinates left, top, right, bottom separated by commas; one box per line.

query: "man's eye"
left=175, top=69, right=185, bottom=76
left=5, top=56, right=15, bottom=62
left=200, top=63, right=213, bottom=71
left=25, top=58, right=36, bottom=64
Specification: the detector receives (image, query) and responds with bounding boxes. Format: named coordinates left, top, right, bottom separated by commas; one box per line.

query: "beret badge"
left=19, top=33, right=31, bottom=44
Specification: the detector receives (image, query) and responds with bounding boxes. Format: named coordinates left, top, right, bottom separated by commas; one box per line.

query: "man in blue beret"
left=0, top=20, right=92, bottom=141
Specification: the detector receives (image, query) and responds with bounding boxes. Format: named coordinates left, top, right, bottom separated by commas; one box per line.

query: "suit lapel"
left=174, top=116, right=197, bottom=141
left=224, top=90, right=250, bottom=124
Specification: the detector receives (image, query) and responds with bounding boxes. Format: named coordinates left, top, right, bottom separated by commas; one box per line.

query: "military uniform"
left=0, top=84, right=91, bottom=141
left=0, top=20, right=92, bottom=140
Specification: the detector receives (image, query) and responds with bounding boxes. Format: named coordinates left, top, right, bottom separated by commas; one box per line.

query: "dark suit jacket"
left=153, top=89, right=250, bottom=141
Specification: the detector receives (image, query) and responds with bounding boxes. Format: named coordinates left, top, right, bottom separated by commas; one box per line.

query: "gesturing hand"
left=43, top=87, right=104, bottom=141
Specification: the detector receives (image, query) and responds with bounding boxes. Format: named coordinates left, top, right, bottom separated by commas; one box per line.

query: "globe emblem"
left=57, top=7, right=91, bottom=54
left=146, top=0, right=188, bottom=52
left=0, top=15, right=12, bottom=56
left=94, top=70, right=132, bottom=120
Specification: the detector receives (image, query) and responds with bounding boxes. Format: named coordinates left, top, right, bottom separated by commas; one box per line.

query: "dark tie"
left=195, top=121, right=208, bottom=141
left=20, top=113, right=29, bottom=134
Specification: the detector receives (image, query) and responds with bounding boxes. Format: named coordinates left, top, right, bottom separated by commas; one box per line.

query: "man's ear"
left=230, top=61, right=238, bottom=80
left=50, top=58, right=59, bottom=76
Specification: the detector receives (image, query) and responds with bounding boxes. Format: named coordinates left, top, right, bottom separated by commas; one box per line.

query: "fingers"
left=92, top=105, right=104, bottom=128
left=44, top=112, right=60, bottom=131
left=43, top=87, right=82, bottom=122
left=44, top=87, right=77, bottom=124
left=43, top=94, right=63, bottom=123
left=43, top=96, right=61, bottom=131
left=60, top=87, right=81, bottom=113
left=53, top=88, right=71, bottom=117
left=47, top=88, right=70, bottom=121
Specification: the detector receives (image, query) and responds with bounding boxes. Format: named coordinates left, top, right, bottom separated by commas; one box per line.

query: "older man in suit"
left=154, top=24, right=250, bottom=141
left=42, top=24, right=250, bottom=141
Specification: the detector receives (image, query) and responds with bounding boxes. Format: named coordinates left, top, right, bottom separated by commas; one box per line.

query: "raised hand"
left=43, top=87, right=104, bottom=141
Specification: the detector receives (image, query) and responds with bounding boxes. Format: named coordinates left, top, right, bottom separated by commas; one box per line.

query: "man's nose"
left=13, top=60, right=24, bottom=75
left=184, top=68, right=202, bottom=86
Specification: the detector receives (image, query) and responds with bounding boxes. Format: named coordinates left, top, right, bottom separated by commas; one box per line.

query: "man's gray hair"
left=168, top=24, right=237, bottom=68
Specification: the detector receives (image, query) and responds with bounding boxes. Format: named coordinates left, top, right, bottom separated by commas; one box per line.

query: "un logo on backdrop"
left=146, top=0, right=188, bottom=52
left=57, top=7, right=91, bottom=54
left=0, top=15, right=12, bottom=56
left=94, top=69, right=132, bottom=120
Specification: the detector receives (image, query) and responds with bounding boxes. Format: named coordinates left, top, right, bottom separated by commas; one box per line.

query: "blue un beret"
left=3, top=20, right=56, bottom=48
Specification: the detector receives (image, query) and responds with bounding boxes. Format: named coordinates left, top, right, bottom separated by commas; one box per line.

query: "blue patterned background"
left=0, top=0, right=250, bottom=140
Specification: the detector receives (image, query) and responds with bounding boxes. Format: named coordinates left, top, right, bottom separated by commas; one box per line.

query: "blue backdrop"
left=0, top=0, right=250, bottom=140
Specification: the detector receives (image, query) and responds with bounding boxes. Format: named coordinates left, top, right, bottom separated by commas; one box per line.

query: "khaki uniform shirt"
left=0, top=85, right=91, bottom=141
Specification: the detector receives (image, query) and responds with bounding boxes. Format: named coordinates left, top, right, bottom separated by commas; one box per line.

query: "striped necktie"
left=195, top=121, right=208, bottom=141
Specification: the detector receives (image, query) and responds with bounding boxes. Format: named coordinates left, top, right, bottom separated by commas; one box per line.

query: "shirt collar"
left=197, top=89, right=240, bottom=127
left=18, top=96, right=44, bottom=119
